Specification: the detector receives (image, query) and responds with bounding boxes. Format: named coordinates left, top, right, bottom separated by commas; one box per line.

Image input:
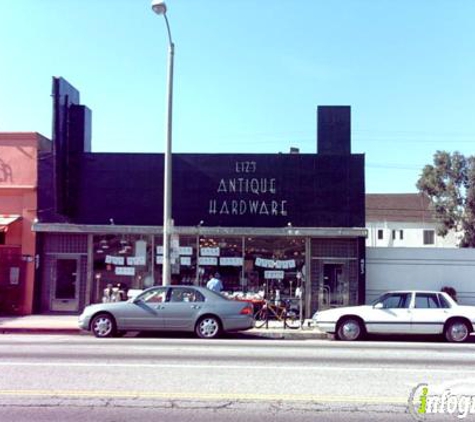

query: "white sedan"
left=312, top=290, right=475, bottom=342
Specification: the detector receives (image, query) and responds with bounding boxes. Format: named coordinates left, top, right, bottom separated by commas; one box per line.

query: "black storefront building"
left=33, top=78, right=366, bottom=317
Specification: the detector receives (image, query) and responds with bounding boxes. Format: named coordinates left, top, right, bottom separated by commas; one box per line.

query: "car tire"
left=444, top=319, right=471, bottom=343
left=91, top=313, right=117, bottom=338
left=336, top=318, right=364, bottom=341
left=195, top=316, right=221, bottom=339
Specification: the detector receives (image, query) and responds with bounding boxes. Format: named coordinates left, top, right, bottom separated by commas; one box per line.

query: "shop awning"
left=0, top=215, right=21, bottom=232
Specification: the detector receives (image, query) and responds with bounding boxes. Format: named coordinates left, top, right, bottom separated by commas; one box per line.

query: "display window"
left=198, top=237, right=243, bottom=290
left=244, top=237, right=305, bottom=300
left=92, top=234, right=153, bottom=302
left=154, top=235, right=197, bottom=286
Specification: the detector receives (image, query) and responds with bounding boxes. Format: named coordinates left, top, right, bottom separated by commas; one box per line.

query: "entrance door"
left=51, top=258, right=79, bottom=312
left=319, top=263, right=349, bottom=309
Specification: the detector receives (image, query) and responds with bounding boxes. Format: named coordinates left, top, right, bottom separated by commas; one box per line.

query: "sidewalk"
left=0, top=315, right=327, bottom=340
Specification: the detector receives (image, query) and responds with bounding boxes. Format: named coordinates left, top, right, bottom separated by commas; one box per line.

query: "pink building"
left=0, top=132, right=51, bottom=315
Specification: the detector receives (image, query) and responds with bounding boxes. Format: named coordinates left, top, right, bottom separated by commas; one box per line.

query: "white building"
left=366, top=247, right=475, bottom=305
left=366, top=193, right=460, bottom=248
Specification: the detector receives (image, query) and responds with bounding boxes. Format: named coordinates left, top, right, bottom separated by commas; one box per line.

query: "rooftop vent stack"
left=317, top=106, right=351, bottom=155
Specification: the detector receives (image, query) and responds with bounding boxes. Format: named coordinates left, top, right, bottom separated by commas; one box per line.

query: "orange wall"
left=0, top=132, right=51, bottom=314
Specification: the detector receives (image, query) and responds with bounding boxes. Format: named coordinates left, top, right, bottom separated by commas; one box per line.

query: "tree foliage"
left=417, top=151, right=475, bottom=247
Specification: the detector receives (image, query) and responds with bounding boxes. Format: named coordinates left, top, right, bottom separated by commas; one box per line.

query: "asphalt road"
left=1, top=334, right=475, bottom=421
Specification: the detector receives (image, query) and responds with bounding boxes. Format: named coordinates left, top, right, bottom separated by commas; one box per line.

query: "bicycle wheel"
left=254, top=308, right=268, bottom=328
left=285, top=310, right=301, bottom=329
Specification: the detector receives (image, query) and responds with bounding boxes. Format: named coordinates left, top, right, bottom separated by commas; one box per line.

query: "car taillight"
left=240, top=305, right=253, bottom=315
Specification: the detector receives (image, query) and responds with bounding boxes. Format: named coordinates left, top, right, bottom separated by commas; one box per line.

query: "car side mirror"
left=373, top=303, right=383, bottom=309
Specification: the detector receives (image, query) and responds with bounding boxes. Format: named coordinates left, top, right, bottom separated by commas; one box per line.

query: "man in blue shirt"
left=206, top=273, right=223, bottom=293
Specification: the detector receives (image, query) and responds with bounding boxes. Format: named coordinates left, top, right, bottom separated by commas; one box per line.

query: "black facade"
left=40, top=152, right=363, bottom=228
left=35, top=78, right=366, bottom=316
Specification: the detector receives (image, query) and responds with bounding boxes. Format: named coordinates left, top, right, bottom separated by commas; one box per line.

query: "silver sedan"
left=78, top=285, right=255, bottom=339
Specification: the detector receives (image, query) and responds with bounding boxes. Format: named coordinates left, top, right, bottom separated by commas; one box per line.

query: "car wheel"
left=195, top=316, right=221, bottom=339
left=336, top=318, right=364, bottom=341
left=445, top=319, right=471, bottom=343
left=91, top=313, right=116, bottom=338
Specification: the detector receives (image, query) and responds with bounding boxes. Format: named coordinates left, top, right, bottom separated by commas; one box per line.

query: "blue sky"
left=1, top=0, right=474, bottom=193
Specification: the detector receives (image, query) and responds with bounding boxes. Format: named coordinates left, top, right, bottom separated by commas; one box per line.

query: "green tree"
left=417, top=151, right=475, bottom=247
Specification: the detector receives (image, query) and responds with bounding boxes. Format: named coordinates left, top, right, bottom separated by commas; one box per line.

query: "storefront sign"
left=264, top=270, right=284, bottom=280
left=198, top=257, right=218, bottom=266
left=115, top=267, right=135, bottom=276
left=220, top=257, right=243, bottom=267
left=200, top=247, right=220, bottom=257
left=208, top=162, right=288, bottom=218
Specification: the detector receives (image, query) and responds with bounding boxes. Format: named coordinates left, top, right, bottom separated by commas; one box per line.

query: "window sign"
left=255, top=257, right=275, bottom=268
left=275, top=260, right=296, bottom=269
left=180, top=257, right=192, bottom=266
left=264, top=270, right=285, bottom=280
left=255, top=258, right=296, bottom=269
left=200, top=247, right=220, bottom=257
left=105, top=256, right=125, bottom=265
left=10, top=267, right=20, bottom=285
left=198, top=257, right=218, bottom=266
left=115, top=267, right=135, bottom=276
left=179, top=246, right=193, bottom=256
left=135, top=240, right=147, bottom=258
left=126, top=256, right=146, bottom=266
left=220, top=257, right=243, bottom=267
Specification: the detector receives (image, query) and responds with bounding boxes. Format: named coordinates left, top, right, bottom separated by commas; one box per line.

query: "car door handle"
left=191, top=305, right=201, bottom=310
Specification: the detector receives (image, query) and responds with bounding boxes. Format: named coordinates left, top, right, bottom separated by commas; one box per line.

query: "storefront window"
left=198, top=237, right=242, bottom=290
left=92, top=234, right=153, bottom=303
left=148, top=234, right=305, bottom=301
left=154, top=235, right=197, bottom=285
left=244, top=237, right=305, bottom=299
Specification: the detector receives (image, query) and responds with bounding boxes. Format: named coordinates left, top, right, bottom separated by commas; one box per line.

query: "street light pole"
left=152, top=0, right=174, bottom=286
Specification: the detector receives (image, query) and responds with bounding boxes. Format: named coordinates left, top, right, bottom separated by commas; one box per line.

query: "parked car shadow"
left=122, top=330, right=271, bottom=340
left=361, top=333, right=475, bottom=343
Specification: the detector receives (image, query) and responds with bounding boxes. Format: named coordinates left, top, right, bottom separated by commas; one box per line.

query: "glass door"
left=51, top=258, right=79, bottom=312
left=319, top=263, right=349, bottom=309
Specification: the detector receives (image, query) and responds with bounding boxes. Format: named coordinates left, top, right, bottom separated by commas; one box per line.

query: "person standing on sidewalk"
left=206, top=273, right=223, bottom=293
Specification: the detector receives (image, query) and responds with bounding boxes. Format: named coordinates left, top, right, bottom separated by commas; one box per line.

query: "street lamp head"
left=151, top=0, right=167, bottom=15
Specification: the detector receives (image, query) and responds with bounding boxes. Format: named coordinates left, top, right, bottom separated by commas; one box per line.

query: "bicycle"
left=254, top=299, right=301, bottom=329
